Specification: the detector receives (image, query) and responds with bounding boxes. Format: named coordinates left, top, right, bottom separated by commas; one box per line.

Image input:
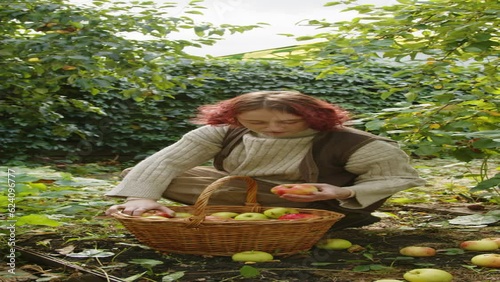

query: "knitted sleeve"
left=105, top=125, right=228, bottom=199
left=339, top=140, right=426, bottom=209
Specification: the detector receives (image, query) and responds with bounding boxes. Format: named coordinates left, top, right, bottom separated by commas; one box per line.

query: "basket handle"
left=188, top=175, right=259, bottom=226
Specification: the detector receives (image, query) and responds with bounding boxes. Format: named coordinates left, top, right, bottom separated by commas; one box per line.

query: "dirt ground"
left=7, top=203, right=500, bottom=282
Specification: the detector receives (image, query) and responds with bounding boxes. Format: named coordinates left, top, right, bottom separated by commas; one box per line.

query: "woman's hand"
left=278, top=183, right=354, bottom=202
left=105, top=198, right=175, bottom=217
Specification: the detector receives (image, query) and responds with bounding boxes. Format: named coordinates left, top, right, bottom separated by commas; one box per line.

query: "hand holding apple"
left=270, top=184, right=318, bottom=196
left=105, top=198, right=175, bottom=217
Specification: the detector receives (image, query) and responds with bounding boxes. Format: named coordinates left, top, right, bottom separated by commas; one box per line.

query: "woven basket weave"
left=112, top=176, right=344, bottom=256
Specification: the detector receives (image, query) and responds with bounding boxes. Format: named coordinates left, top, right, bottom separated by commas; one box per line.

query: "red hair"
left=192, top=91, right=350, bottom=131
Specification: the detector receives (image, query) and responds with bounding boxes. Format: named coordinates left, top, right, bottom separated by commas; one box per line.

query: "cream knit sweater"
left=106, top=125, right=425, bottom=209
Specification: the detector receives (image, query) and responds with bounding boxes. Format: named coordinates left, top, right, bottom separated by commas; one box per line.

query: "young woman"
left=105, top=91, right=425, bottom=229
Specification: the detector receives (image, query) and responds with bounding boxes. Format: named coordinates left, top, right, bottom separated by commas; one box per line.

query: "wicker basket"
left=112, top=176, right=344, bottom=256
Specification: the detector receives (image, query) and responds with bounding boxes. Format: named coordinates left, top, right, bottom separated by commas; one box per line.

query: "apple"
left=270, top=184, right=318, bottom=196
left=315, top=238, right=352, bottom=250
left=481, top=237, right=500, bottom=247
left=141, top=210, right=173, bottom=218
left=231, top=250, right=274, bottom=262
left=373, top=280, right=405, bottom=282
left=471, top=253, right=500, bottom=268
left=399, top=246, right=437, bottom=257
left=233, top=212, right=269, bottom=220
left=403, top=268, right=453, bottom=282
left=263, top=207, right=299, bottom=218
left=459, top=240, right=499, bottom=251
left=278, top=213, right=319, bottom=220
left=174, top=212, right=193, bottom=218
left=210, top=212, right=239, bottom=218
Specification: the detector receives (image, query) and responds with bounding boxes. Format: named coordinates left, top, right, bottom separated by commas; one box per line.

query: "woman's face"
left=236, top=109, right=309, bottom=137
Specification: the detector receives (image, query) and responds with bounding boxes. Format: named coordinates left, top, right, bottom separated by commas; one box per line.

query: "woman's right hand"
left=105, top=198, right=175, bottom=217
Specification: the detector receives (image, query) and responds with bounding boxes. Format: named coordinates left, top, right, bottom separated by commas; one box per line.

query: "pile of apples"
left=141, top=183, right=321, bottom=221
left=141, top=207, right=319, bottom=221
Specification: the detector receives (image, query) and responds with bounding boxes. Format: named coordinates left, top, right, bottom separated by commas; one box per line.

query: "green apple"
left=399, top=246, right=437, bottom=257
left=315, top=238, right=352, bottom=250
left=231, top=250, right=274, bottom=262
left=471, top=253, right=500, bottom=268
left=403, top=268, right=453, bottom=282
left=459, top=240, right=499, bottom=251
left=234, top=212, right=269, bottom=220
left=481, top=237, right=500, bottom=247
left=210, top=212, right=239, bottom=218
left=174, top=212, right=193, bottom=218
left=263, top=207, right=299, bottom=219
left=373, top=280, right=405, bottom=282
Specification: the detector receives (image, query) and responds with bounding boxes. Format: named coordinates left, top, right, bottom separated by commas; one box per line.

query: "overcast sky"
left=72, top=0, right=398, bottom=56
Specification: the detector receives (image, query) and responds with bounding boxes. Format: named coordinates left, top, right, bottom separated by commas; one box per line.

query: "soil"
left=6, top=203, right=500, bottom=282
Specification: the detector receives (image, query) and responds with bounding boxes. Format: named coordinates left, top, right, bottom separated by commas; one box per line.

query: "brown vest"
left=213, top=127, right=396, bottom=187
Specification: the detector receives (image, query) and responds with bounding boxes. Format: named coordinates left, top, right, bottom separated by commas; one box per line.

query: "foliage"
left=0, top=0, right=259, bottom=162
left=288, top=0, right=499, bottom=161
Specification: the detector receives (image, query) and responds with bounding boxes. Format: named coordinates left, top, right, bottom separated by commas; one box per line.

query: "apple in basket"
left=174, top=212, right=193, bottom=218
left=263, top=207, right=299, bottom=219
left=270, top=184, right=318, bottom=196
left=210, top=212, right=240, bottom=219
left=141, top=210, right=173, bottom=219
left=233, top=212, right=269, bottom=220
left=278, top=213, right=319, bottom=220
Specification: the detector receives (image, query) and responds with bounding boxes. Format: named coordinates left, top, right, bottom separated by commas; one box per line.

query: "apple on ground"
left=459, top=240, right=499, bottom=251
left=210, top=212, right=239, bottom=219
left=403, top=268, right=453, bottom=282
left=231, top=250, right=274, bottom=262
left=263, top=207, right=299, bottom=218
left=471, top=253, right=500, bottom=268
left=373, top=280, right=405, bottom=282
left=278, top=213, right=319, bottom=220
left=399, top=246, right=437, bottom=257
left=270, top=184, right=318, bottom=196
left=233, top=212, right=269, bottom=220
left=481, top=237, right=500, bottom=247
left=315, top=238, right=352, bottom=250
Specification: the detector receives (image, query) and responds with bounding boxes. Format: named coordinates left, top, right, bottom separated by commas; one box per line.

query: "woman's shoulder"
left=183, top=125, right=230, bottom=144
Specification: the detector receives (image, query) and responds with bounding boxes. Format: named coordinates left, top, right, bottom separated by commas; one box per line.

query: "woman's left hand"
left=278, top=183, right=354, bottom=202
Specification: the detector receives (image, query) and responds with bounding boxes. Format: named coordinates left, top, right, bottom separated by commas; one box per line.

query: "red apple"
left=399, top=246, right=437, bottom=257
left=270, top=184, right=318, bottom=196
left=278, top=213, right=319, bottom=220
left=471, top=253, right=500, bottom=268
left=459, top=240, right=499, bottom=251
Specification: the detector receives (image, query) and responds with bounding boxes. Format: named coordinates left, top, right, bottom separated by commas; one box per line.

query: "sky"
left=71, top=0, right=398, bottom=57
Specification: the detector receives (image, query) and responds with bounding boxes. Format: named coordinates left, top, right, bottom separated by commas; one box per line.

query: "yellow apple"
left=263, top=207, right=299, bottom=218
left=233, top=212, right=269, bottom=220
left=399, top=246, right=437, bottom=257
left=481, top=237, right=500, bottom=247
left=174, top=212, right=193, bottom=218
left=460, top=240, right=499, bottom=251
left=231, top=250, right=274, bottom=262
left=210, top=212, right=239, bottom=218
left=373, top=280, right=405, bottom=282
left=315, top=238, right=352, bottom=250
left=403, top=268, right=453, bottom=282
left=471, top=253, right=500, bottom=268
